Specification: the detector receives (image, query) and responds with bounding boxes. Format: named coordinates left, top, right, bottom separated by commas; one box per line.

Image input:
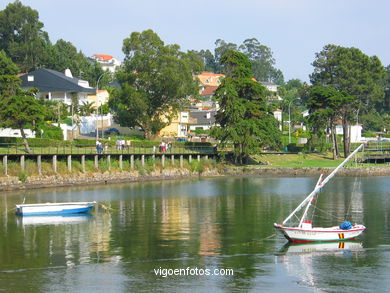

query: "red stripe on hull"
left=289, top=237, right=357, bottom=244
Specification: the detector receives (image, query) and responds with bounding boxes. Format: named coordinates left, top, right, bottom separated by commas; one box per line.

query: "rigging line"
left=311, top=205, right=346, bottom=222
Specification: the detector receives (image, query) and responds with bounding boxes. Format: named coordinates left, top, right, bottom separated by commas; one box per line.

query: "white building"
left=90, top=54, right=121, bottom=73
left=335, top=124, right=363, bottom=143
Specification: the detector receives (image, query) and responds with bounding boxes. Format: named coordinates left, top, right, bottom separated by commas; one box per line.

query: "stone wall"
left=1, top=166, right=390, bottom=191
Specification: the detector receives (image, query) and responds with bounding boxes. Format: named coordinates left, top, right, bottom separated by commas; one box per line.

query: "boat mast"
left=298, top=174, right=323, bottom=227
left=281, top=144, right=364, bottom=226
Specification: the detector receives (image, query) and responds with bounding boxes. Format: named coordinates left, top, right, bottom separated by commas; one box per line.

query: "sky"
left=1, top=0, right=389, bottom=82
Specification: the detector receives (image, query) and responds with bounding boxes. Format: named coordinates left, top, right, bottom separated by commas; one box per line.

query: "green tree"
left=110, top=29, right=199, bottom=135
left=239, top=38, right=284, bottom=84
left=211, top=50, right=281, bottom=164
left=79, top=101, right=95, bottom=116
left=310, top=44, right=386, bottom=156
left=384, top=65, right=390, bottom=111
left=196, top=49, right=218, bottom=72
left=0, top=50, right=44, bottom=152
left=307, top=85, right=353, bottom=159
left=0, top=50, right=20, bottom=96
left=214, top=39, right=238, bottom=73
left=46, top=39, right=105, bottom=86
left=0, top=1, right=50, bottom=72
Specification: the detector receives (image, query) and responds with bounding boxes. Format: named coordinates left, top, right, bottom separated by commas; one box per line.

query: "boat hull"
left=15, top=201, right=96, bottom=216
left=274, top=223, right=366, bottom=243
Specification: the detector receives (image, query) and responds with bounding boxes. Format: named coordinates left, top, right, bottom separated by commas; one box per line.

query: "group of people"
left=152, top=141, right=172, bottom=153
left=115, top=139, right=131, bottom=151
left=96, top=140, right=107, bottom=154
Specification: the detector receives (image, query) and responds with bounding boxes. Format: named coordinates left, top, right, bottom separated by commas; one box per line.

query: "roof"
left=20, top=69, right=95, bottom=93
left=199, top=71, right=224, bottom=77
left=189, top=110, right=216, bottom=125
left=94, top=54, right=114, bottom=61
left=200, top=86, right=218, bottom=96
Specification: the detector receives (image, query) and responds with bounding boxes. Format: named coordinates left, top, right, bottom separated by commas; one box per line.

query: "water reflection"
left=277, top=241, right=364, bottom=292
left=0, top=176, right=389, bottom=292
left=17, top=214, right=91, bottom=226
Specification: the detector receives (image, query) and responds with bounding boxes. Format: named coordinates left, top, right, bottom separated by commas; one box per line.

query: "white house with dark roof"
left=20, top=68, right=95, bottom=106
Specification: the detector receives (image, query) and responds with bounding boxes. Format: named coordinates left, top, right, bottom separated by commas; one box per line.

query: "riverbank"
left=2, top=165, right=390, bottom=191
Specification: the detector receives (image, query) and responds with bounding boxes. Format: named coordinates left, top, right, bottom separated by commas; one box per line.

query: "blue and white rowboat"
left=15, top=201, right=96, bottom=216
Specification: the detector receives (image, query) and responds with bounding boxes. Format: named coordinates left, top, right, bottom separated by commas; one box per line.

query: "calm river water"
left=1, top=176, right=390, bottom=292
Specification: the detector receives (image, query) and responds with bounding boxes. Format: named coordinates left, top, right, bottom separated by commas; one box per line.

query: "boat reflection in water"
left=277, top=241, right=364, bottom=290
left=279, top=241, right=363, bottom=255
left=17, top=214, right=92, bottom=226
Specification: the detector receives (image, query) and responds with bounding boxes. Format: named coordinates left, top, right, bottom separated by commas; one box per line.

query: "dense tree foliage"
left=192, top=38, right=284, bottom=84
left=307, top=85, right=353, bottom=159
left=0, top=1, right=50, bottom=72
left=0, top=51, right=44, bottom=152
left=211, top=50, right=281, bottom=164
left=310, top=44, right=386, bottom=156
left=0, top=1, right=105, bottom=87
left=110, top=30, right=199, bottom=135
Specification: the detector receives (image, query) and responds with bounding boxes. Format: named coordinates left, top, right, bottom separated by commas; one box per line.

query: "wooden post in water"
left=162, top=154, right=165, bottom=168
left=20, top=155, right=25, bottom=171
left=37, top=155, right=42, bottom=175
left=81, top=155, right=85, bottom=173
left=3, top=155, right=7, bottom=176
left=131, top=155, right=134, bottom=169
left=95, top=155, right=99, bottom=169
left=53, top=155, right=57, bottom=173
left=67, top=155, right=72, bottom=172
left=119, top=155, right=123, bottom=170
left=107, top=155, right=111, bottom=170
left=180, top=155, right=183, bottom=168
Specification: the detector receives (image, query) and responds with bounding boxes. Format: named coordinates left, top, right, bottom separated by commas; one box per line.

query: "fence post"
left=95, top=155, right=99, bottom=169
left=141, top=155, right=145, bottom=167
left=81, top=155, right=85, bottom=173
left=131, top=154, right=134, bottom=169
left=3, top=155, right=7, bottom=176
left=119, top=154, right=123, bottom=170
left=107, top=155, right=111, bottom=170
left=162, top=154, right=165, bottom=168
left=53, top=155, right=57, bottom=173
left=37, top=155, right=42, bottom=175
left=20, top=155, right=25, bottom=171
left=171, top=155, right=174, bottom=167
left=180, top=155, right=183, bottom=168
left=67, top=155, right=72, bottom=172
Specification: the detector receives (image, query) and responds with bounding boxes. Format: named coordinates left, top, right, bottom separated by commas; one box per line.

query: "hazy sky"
left=1, top=0, right=389, bottom=81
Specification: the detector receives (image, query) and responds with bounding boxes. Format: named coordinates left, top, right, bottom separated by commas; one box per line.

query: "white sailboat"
left=274, top=144, right=366, bottom=243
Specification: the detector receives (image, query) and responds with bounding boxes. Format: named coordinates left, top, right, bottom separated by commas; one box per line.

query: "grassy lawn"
left=252, top=152, right=368, bottom=168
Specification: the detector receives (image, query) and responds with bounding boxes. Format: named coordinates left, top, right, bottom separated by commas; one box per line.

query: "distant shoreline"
left=1, top=165, right=390, bottom=191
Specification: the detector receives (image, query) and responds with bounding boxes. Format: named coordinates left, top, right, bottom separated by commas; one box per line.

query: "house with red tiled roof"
left=90, top=54, right=121, bottom=73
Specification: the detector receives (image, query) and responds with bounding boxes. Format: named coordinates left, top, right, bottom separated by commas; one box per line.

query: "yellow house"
left=159, top=111, right=190, bottom=138
left=87, top=89, right=109, bottom=108
left=195, top=71, right=224, bottom=88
